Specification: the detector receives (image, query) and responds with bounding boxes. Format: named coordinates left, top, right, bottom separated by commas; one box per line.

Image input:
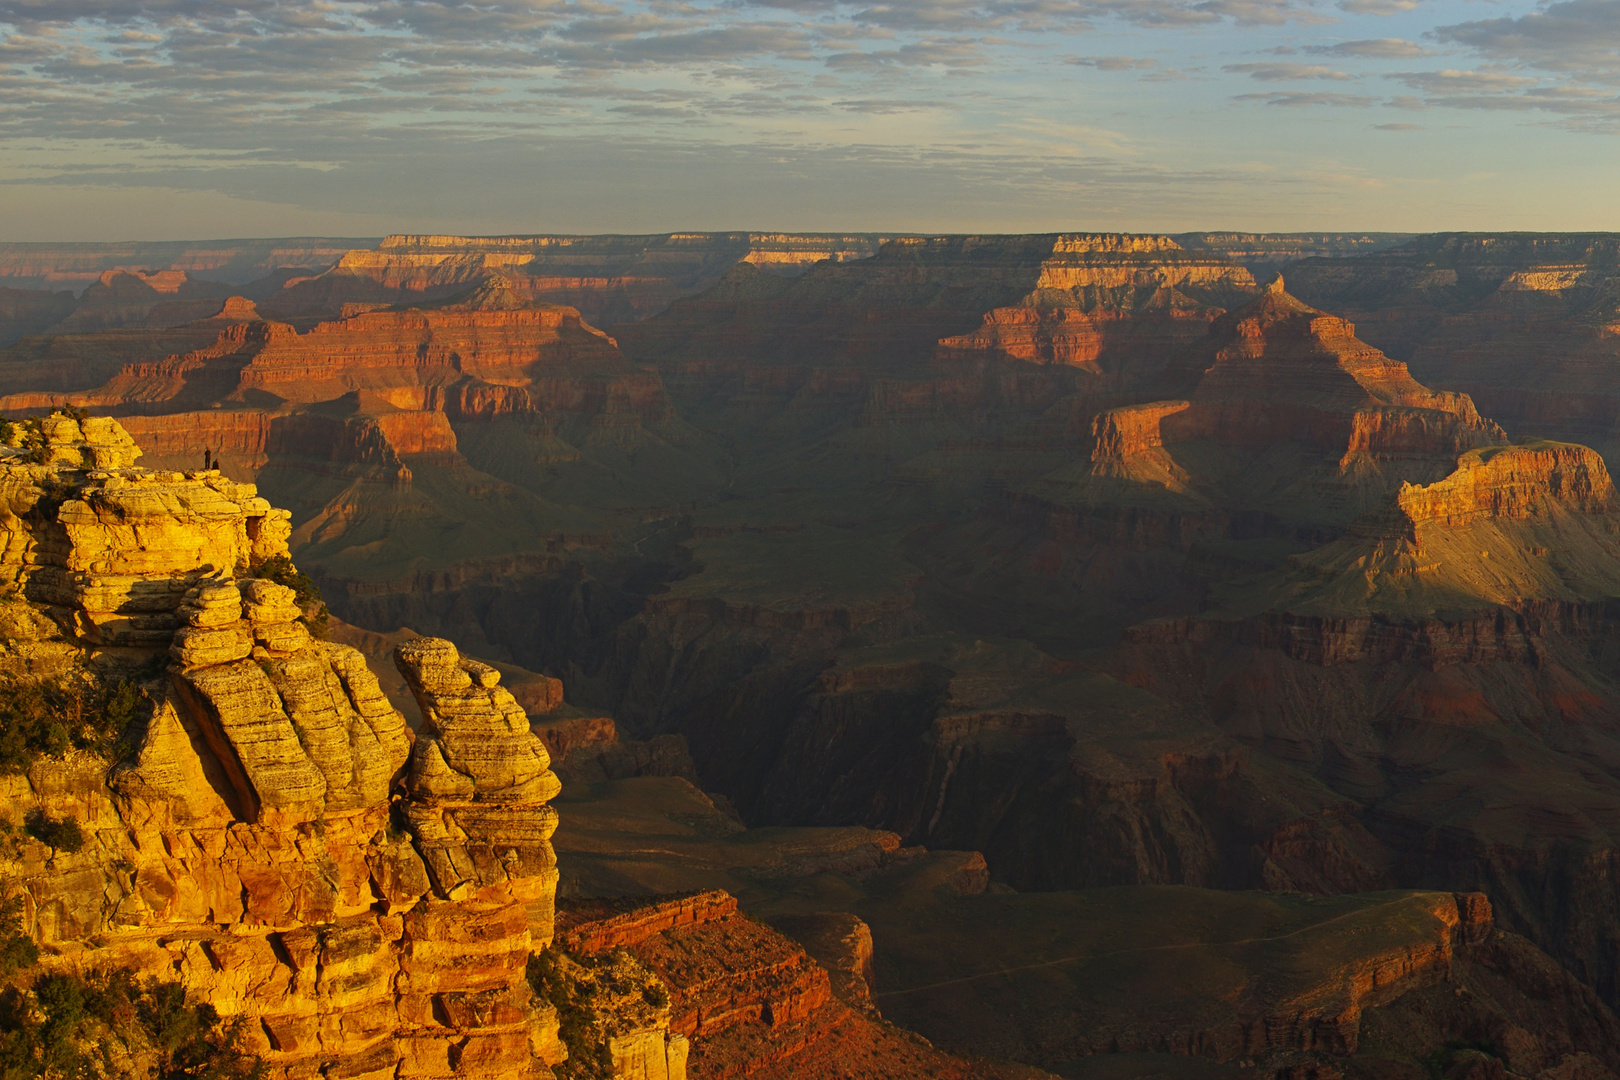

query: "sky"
left=0, top=0, right=1617, bottom=239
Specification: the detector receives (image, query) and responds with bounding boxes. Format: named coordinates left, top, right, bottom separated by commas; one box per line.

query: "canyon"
left=8, top=229, right=1620, bottom=1078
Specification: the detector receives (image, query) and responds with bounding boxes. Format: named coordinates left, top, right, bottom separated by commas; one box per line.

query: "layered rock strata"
left=263, top=233, right=891, bottom=326
left=552, top=891, right=997, bottom=1080
left=936, top=233, right=1258, bottom=376
left=1011, top=278, right=1509, bottom=550
left=0, top=417, right=565, bottom=1080
left=1285, top=233, right=1620, bottom=448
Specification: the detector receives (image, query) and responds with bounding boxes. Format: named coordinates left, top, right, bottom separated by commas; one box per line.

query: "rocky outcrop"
left=0, top=417, right=565, bottom=1080
left=1215, top=440, right=1620, bottom=628
left=552, top=891, right=996, bottom=1080
left=1089, top=400, right=1191, bottom=459
left=236, top=304, right=628, bottom=404
left=394, top=638, right=561, bottom=934
left=1172, top=276, right=1502, bottom=455
left=1394, top=441, right=1614, bottom=528
left=1173, top=231, right=1413, bottom=279
left=48, top=270, right=230, bottom=335
left=1283, top=233, right=1620, bottom=448
left=1006, top=278, right=1511, bottom=554
left=0, top=415, right=292, bottom=655
left=937, top=233, right=1258, bottom=376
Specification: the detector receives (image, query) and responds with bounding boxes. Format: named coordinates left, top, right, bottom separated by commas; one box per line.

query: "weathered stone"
left=170, top=623, right=254, bottom=668
left=395, top=637, right=560, bottom=948
left=0, top=418, right=559, bottom=1079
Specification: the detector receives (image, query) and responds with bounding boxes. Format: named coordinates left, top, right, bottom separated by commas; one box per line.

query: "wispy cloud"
left=0, top=0, right=1615, bottom=236
left=1225, top=61, right=1354, bottom=80
left=1310, top=37, right=1433, bottom=58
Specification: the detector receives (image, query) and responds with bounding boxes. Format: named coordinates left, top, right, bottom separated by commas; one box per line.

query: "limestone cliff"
left=936, top=233, right=1258, bottom=376
left=1012, top=279, right=1506, bottom=546
left=1285, top=233, right=1620, bottom=450
left=1236, top=440, right=1620, bottom=627
left=0, top=416, right=566, bottom=1080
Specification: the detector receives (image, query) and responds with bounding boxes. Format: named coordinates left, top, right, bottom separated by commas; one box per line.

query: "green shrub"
left=251, top=555, right=330, bottom=641
left=0, top=675, right=152, bottom=774
left=22, top=811, right=84, bottom=855
left=0, top=964, right=261, bottom=1080
left=526, top=948, right=613, bottom=1079
left=0, top=898, right=37, bottom=977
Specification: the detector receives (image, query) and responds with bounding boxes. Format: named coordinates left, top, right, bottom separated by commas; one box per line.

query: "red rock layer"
left=559, top=892, right=1001, bottom=1079
left=935, top=234, right=1257, bottom=377
left=49, top=270, right=230, bottom=334
left=1396, top=442, right=1615, bottom=528
left=237, top=307, right=621, bottom=402
left=1283, top=233, right=1620, bottom=446
left=1169, top=278, right=1501, bottom=455
left=114, top=409, right=448, bottom=485
left=1090, top=400, right=1192, bottom=458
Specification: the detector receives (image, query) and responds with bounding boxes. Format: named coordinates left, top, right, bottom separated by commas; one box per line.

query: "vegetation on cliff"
left=0, top=901, right=261, bottom=1080
left=248, top=555, right=328, bottom=640
left=527, top=946, right=670, bottom=1079
left=0, top=673, right=150, bottom=775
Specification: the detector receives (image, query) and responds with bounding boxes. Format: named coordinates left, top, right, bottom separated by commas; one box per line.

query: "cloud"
left=1336, top=0, right=1418, bottom=14
left=1393, top=69, right=1540, bottom=93
left=1235, top=90, right=1381, bottom=105
left=1066, top=55, right=1158, bottom=70
left=1225, top=61, right=1353, bottom=80
left=1310, top=37, right=1432, bottom=58
left=1433, top=0, right=1620, bottom=82
left=0, top=0, right=1614, bottom=239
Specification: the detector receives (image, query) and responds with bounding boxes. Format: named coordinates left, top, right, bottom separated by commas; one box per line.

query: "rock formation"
left=0, top=286, right=76, bottom=349
left=16, top=229, right=1620, bottom=1078
left=261, top=233, right=892, bottom=328
left=1285, top=233, right=1620, bottom=452
left=936, top=233, right=1257, bottom=377
left=0, top=416, right=567, bottom=1080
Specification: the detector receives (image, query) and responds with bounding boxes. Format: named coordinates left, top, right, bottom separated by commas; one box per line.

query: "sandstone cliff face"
left=0, top=288, right=676, bottom=536
left=0, top=418, right=566, bottom=1080
left=1006, top=279, right=1508, bottom=558
left=617, top=234, right=1217, bottom=439
left=1284, top=233, right=1620, bottom=450
left=936, top=233, right=1258, bottom=376
left=1218, top=440, right=1620, bottom=629
left=1174, top=277, right=1502, bottom=456
left=48, top=270, right=231, bottom=335
left=237, top=304, right=627, bottom=404
left=1396, top=441, right=1616, bottom=528
left=549, top=890, right=1006, bottom=1080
